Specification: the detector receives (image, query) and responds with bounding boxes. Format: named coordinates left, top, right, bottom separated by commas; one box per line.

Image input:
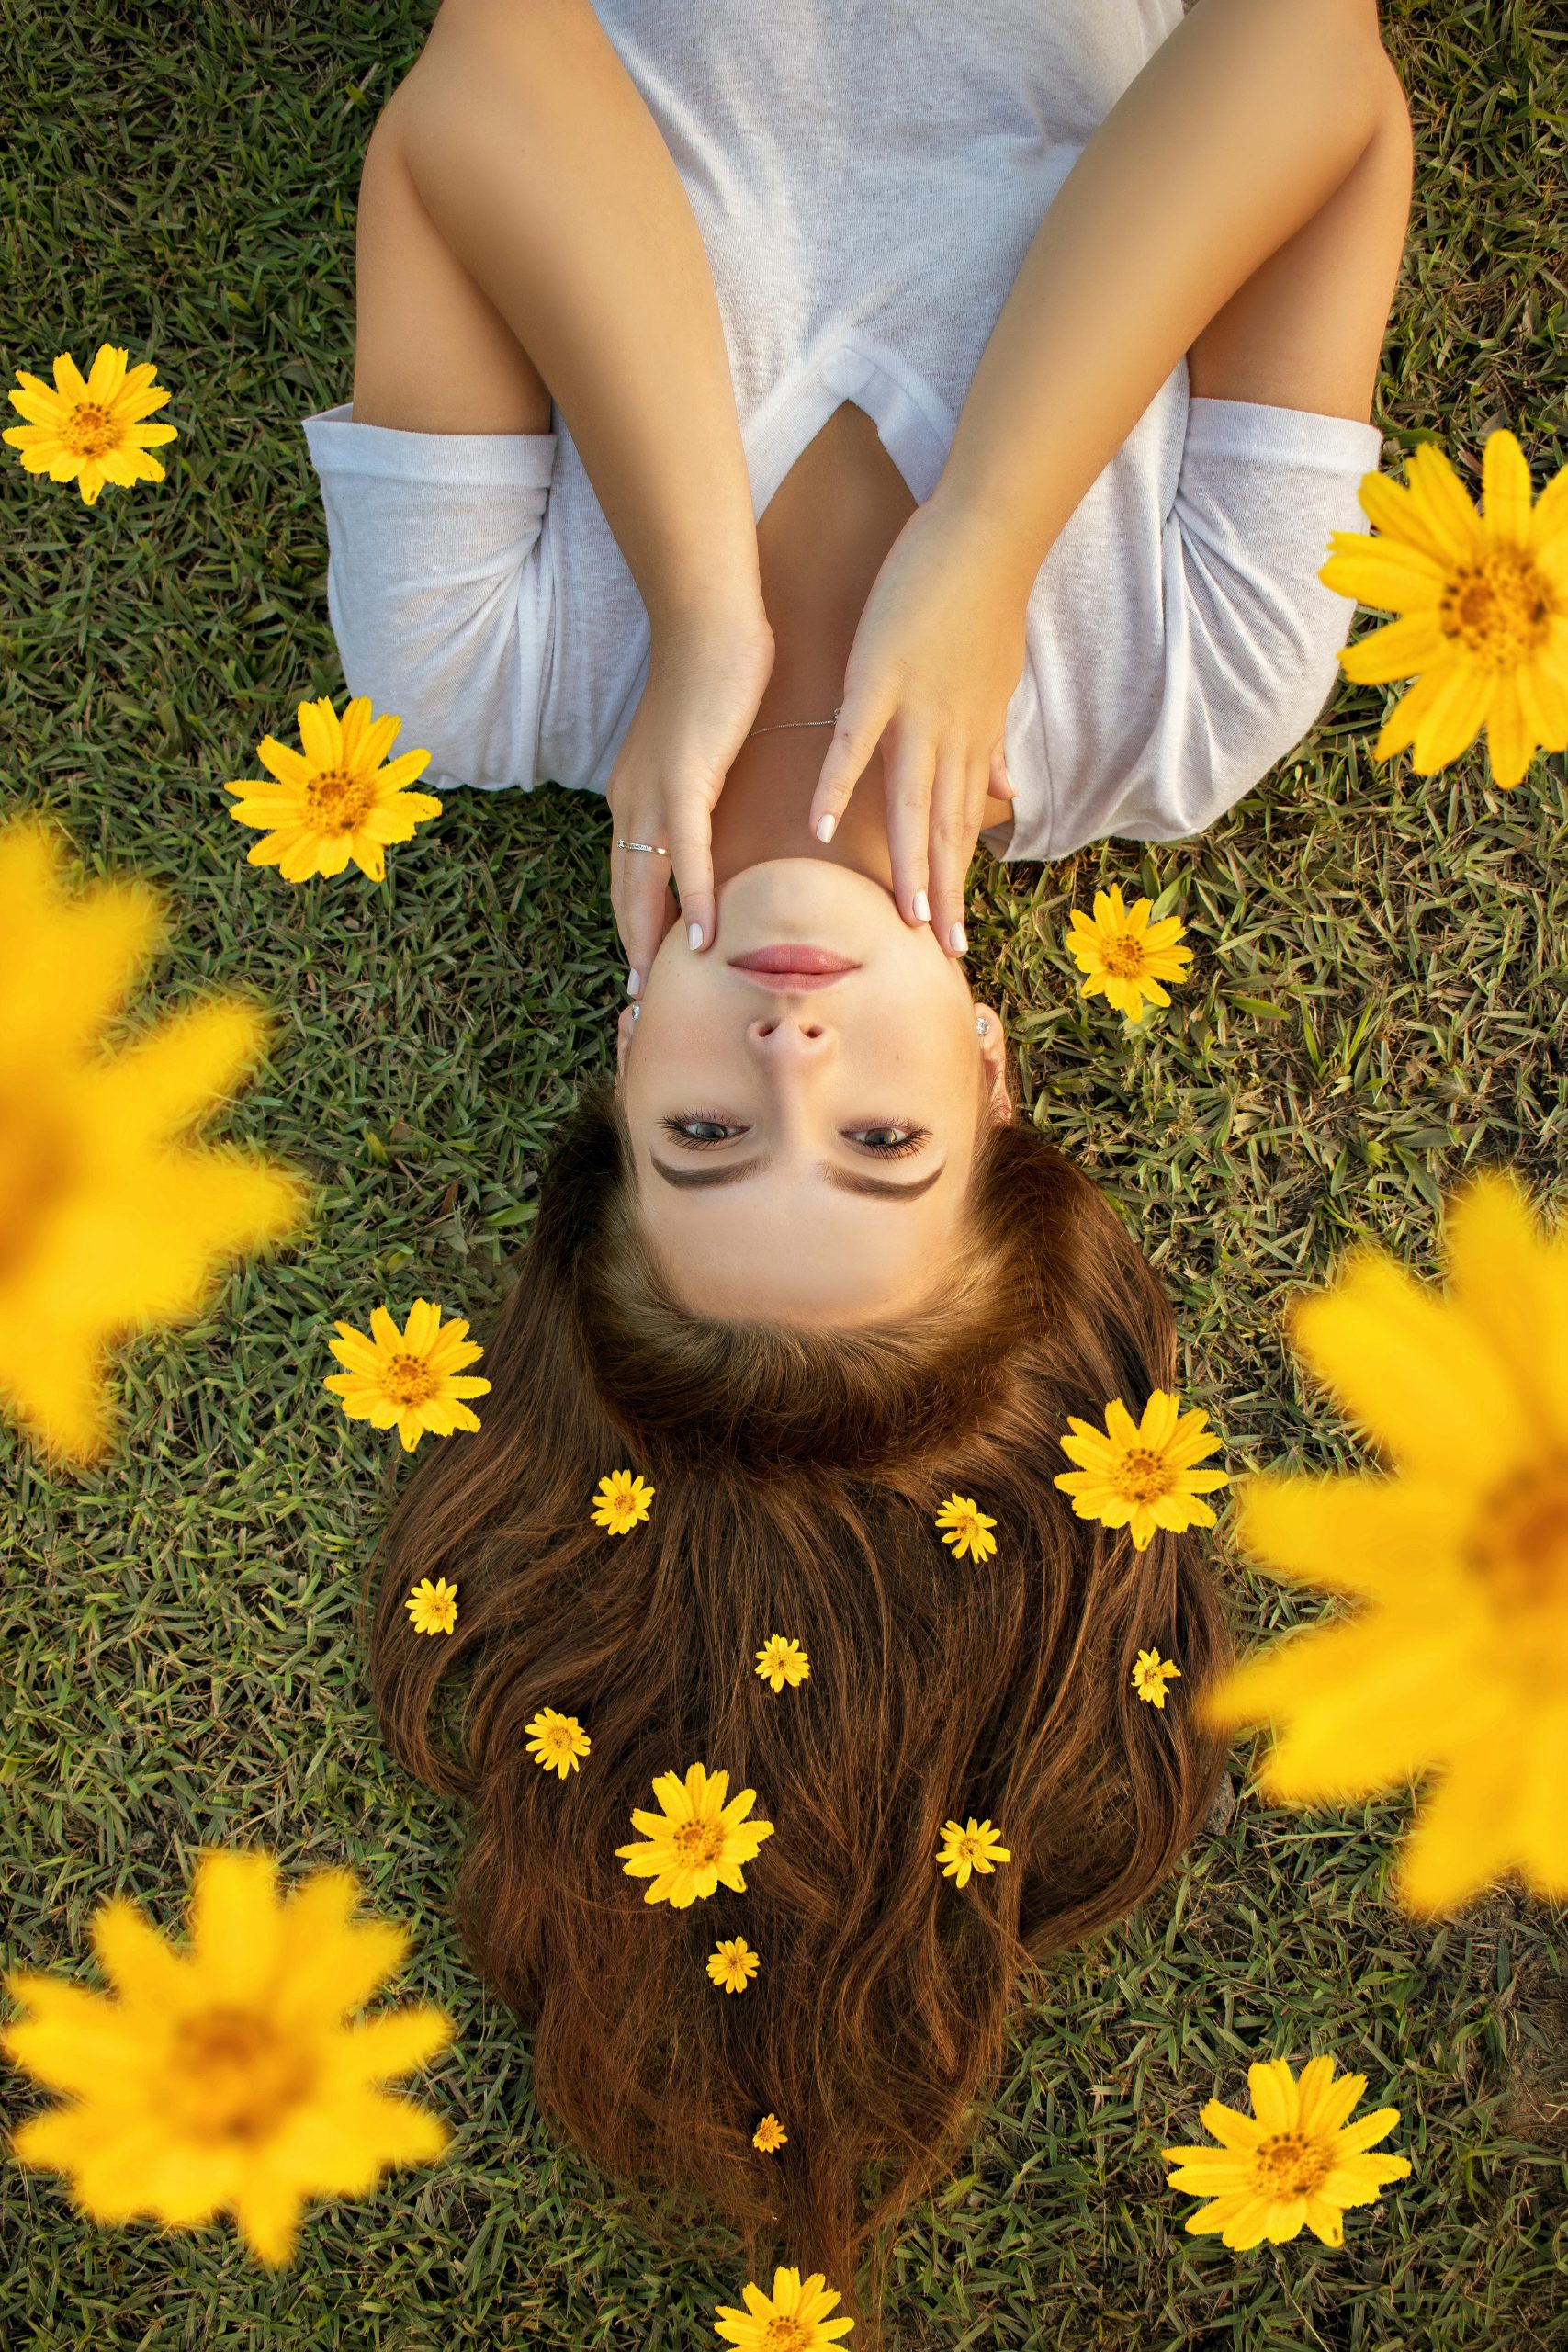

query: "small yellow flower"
left=714, top=2266, right=855, bottom=2349
left=405, top=1577, right=457, bottom=1636
left=615, top=1762, right=774, bottom=1909
left=1, top=1849, right=452, bottom=2267
left=754, top=1634, right=810, bottom=1692
left=1162, top=2053, right=1412, bottom=2250
left=525, top=1708, right=592, bottom=1780
left=324, top=1299, right=491, bottom=1453
left=224, top=695, right=443, bottom=886
left=1066, top=885, right=1193, bottom=1024
left=592, top=1468, right=656, bottom=1536
left=1054, top=1390, right=1229, bottom=1554
left=3, top=343, right=178, bottom=505
left=1320, top=426, right=1568, bottom=793
left=0, top=820, right=305, bottom=1463
left=752, top=2112, right=788, bottom=2154
left=1133, top=1647, right=1181, bottom=1708
left=936, top=1817, right=1011, bottom=1889
left=933, top=1492, right=998, bottom=1565
left=706, top=1936, right=760, bottom=1995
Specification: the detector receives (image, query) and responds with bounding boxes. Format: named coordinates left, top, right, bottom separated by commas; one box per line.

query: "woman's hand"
left=807, top=497, right=1026, bottom=955
left=605, top=613, right=776, bottom=991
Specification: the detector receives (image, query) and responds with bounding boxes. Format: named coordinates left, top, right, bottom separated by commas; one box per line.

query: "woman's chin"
left=712, top=855, right=897, bottom=941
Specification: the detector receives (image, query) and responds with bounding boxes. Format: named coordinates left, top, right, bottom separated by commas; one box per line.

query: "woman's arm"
left=929, top=0, right=1404, bottom=598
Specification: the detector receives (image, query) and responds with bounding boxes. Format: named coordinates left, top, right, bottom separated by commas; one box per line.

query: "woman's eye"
left=849, top=1124, right=931, bottom=1157
left=661, top=1114, right=747, bottom=1148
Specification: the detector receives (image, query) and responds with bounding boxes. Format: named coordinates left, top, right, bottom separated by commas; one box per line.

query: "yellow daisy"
left=933, top=1492, right=998, bottom=1564
left=591, top=1468, right=656, bottom=1536
left=706, top=1936, right=760, bottom=1995
left=3, top=343, right=178, bottom=506
left=1199, top=1166, right=1568, bottom=1914
left=1, top=1849, right=452, bottom=2267
left=223, top=695, right=443, bottom=886
left=525, top=1707, right=592, bottom=1780
left=324, top=1299, right=491, bottom=1454
left=714, top=2267, right=855, bottom=2349
left=405, top=1577, right=457, bottom=1636
left=1320, top=426, right=1568, bottom=793
left=1162, top=2053, right=1411, bottom=2250
left=752, top=2113, right=788, bottom=2154
left=0, top=820, right=305, bottom=1462
left=754, top=1634, right=810, bottom=1692
left=1054, top=1390, right=1229, bottom=1554
left=615, top=1762, right=774, bottom=1909
left=936, top=1817, right=1011, bottom=1889
left=1066, top=885, right=1193, bottom=1024
left=1133, top=1647, right=1181, bottom=1708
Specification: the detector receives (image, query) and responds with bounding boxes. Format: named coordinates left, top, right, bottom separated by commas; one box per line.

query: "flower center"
left=1440, top=548, right=1557, bottom=669
left=68, top=401, right=118, bottom=458
left=760, top=2320, right=811, bottom=2351
left=1117, top=1446, right=1170, bottom=1507
left=1101, top=937, right=1149, bottom=977
left=382, top=1352, right=438, bottom=1408
left=672, top=1820, right=727, bottom=1867
left=1463, top=1451, right=1568, bottom=1628
left=0, top=1091, right=74, bottom=1285
left=167, top=2005, right=315, bottom=2144
left=1253, top=2132, right=1330, bottom=2201
left=304, top=765, right=376, bottom=831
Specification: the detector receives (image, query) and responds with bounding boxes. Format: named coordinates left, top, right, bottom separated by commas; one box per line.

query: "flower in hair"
left=714, top=2267, right=855, bottom=2348
left=933, top=1493, right=998, bottom=1565
left=936, top=1817, right=1011, bottom=1889
left=4, top=341, right=178, bottom=505
left=224, top=695, right=442, bottom=887
left=754, top=1635, right=810, bottom=1692
left=405, top=1577, right=458, bottom=1636
left=591, top=1468, right=656, bottom=1535
left=1162, top=2052, right=1411, bottom=2250
left=525, top=1708, right=592, bottom=1780
left=706, top=1937, right=760, bottom=1995
left=1133, top=1647, right=1181, bottom=1707
left=615, top=1763, right=774, bottom=1908
left=1054, top=1391, right=1228, bottom=1553
left=1065, top=885, right=1192, bottom=1025
left=752, top=2113, right=788, bottom=2154
left=324, top=1300, right=490, bottom=1453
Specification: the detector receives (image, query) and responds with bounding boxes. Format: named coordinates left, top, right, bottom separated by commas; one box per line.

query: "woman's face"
left=615, top=859, right=1010, bottom=1324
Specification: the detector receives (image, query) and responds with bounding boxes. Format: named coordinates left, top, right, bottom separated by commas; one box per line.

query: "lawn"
left=1, top=1, right=1564, bottom=2346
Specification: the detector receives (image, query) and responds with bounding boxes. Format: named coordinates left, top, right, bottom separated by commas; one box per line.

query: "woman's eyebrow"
left=648, top=1156, right=947, bottom=1200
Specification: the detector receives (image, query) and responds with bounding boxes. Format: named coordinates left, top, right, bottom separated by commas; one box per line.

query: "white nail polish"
left=688, top=922, right=704, bottom=951
left=816, top=814, right=837, bottom=843
left=913, top=889, right=930, bottom=923
left=626, top=968, right=641, bottom=998
left=950, top=922, right=967, bottom=954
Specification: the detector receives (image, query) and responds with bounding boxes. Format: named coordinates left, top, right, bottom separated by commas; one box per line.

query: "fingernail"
left=913, top=889, right=930, bottom=923
left=950, top=922, right=967, bottom=955
left=816, top=814, right=837, bottom=843
left=626, top=967, right=641, bottom=998
left=688, top=922, right=704, bottom=952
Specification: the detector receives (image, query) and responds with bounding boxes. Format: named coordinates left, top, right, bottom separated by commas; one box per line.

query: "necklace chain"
left=742, top=705, right=841, bottom=741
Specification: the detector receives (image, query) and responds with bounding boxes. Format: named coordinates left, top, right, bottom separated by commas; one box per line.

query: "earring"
left=631, top=1002, right=641, bottom=1024
left=976, top=1014, right=987, bottom=1035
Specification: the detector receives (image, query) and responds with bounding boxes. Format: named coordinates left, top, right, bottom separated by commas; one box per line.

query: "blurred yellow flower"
left=1133, top=1647, right=1181, bottom=1708
left=3, top=343, right=178, bottom=505
left=754, top=1634, right=810, bottom=1692
left=706, top=1936, right=760, bottom=1995
left=224, top=695, right=442, bottom=885
left=1200, top=1166, right=1568, bottom=1914
left=1320, top=426, right=1568, bottom=792
left=324, top=1299, right=490, bottom=1453
left=936, top=1817, right=1011, bottom=1889
left=1055, top=1390, right=1229, bottom=1554
left=615, top=1763, right=774, bottom=1908
left=752, top=2112, right=788, bottom=2154
left=1162, top=2052, right=1411, bottom=2250
left=1066, top=885, right=1192, bottom=1024
left=0, top=820, right=304, bottom=1461
left=405, top=1577, right=457, bottom=1636
left=591, top=1468, right=655, bottom=1535
left=933, top=1491, right=998, bottom=1564
left=714, top=2267, right=854, bottom=2349
left=525, top=1707, right=592, bottom=1780
left=1, top=1849, right=452, bottom=2267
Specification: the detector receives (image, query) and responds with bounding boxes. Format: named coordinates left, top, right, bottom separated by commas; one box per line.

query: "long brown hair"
left=366, top=1083, right=1231, bottom=2341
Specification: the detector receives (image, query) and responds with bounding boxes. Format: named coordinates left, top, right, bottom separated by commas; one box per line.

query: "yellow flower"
left=591, top=1468, right=656, bottom=1536
left=0, top=820, right=304, bottom=1462
left=1199, top=1166, right=1568, bottom=1914
left=933, top=1492, right=998, bottom=1565
left=752, top=2112, right=788, bottom=2154
left=615, top=1762, right=774, bottom=1909
left=1066, top=885, right=1193, bottom=1024
left=324, top=1299, right=491, bottom=1453
left=706, top=1936, right=760, bottom=1995
left=223, top=695, right=443, bottom=886
left=525, top=1708, right=592, bottom=1780
left=1319, top=426, right=1568, bottom=793
left=1133, top=1647, right=1181, bottom=1708
left=936, top=1817, right=1011, bottom=1889
left=754, top=1634, right=810, bottom=1692
left=1, top=1849, right=452, bottom=2267
left=714, top=2267, right=855, bottom=2349
left=3, top=343, right=178, bottom=506
left=405, top=1577, right=457, bottom=1636
left=1162, top=2053, right=1411, bottom=2251
left=1054, top=1390, right=1229, bottom=1554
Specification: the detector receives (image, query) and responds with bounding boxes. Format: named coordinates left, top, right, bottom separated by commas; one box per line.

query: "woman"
left=306, top=0, right=1416, bottom=2330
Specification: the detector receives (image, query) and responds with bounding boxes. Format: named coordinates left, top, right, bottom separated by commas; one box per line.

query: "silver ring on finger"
left=615, top=839, right=670, bottom=856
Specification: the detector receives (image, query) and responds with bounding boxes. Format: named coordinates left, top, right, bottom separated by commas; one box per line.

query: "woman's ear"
left=975, top=1002, right=1011, bottom=1122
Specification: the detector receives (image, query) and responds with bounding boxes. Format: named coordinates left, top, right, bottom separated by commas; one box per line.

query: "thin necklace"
left=742, top=704, right=840, bottom=741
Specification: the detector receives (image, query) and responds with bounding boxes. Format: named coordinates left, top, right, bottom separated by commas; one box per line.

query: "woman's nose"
left=747, top=1011, right=831, bottom=1053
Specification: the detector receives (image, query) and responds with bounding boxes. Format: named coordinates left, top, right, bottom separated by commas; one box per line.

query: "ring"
left=615, top=839, right=670, bottom=856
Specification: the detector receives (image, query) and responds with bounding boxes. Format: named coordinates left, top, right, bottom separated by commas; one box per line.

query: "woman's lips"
left=728, top=946, right=859, bottom=973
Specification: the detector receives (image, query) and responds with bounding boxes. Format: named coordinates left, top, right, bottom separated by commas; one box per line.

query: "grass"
left=2, top=0, right=1565, bottom=2344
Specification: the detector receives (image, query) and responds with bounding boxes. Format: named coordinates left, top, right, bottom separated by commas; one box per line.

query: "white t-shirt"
left=299, top=0, right=1384, bottom=863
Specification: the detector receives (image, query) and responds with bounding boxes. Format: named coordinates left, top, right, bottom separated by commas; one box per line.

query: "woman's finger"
left=614, top=835, right=676, bottom=992
left=882, top=730, right=937, bottom=928
left=807, top=699, right=886, bottom=844
left=926, top=746, right=976, bottom=956
left=666, top=798, right=717, bottom=954
left=991, top=738, right=1016, bottom=800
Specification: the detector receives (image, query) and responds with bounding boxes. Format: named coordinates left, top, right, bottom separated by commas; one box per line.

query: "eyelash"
left=660, top=1114, right=931, bottom=1158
